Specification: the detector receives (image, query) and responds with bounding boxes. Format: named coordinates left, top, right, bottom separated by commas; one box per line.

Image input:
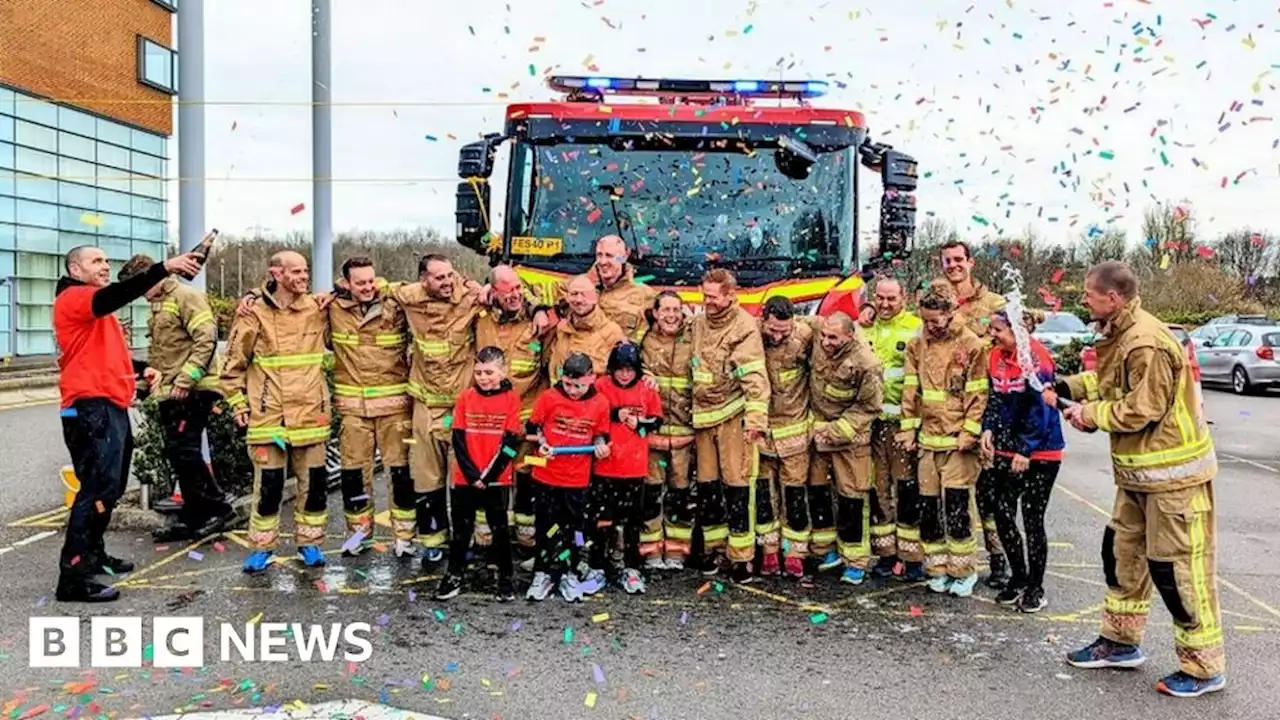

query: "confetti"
left=591, top=613, right=610, bottom=623
left=290, top=203, right=306, bottom=215
left=909, top=606, right=924, bottom=617
left=563, top=627, right=575, bottom=644
left=809, top=612, right=829, bottom=625
left=187, top=551, right=204, bottom=561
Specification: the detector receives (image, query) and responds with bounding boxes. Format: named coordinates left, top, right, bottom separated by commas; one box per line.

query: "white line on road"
left=136, top=699, right=450, bottom=720
left=0, top=529, right=58, bottom=556
left=1220, top=452, right=1279, bottom=474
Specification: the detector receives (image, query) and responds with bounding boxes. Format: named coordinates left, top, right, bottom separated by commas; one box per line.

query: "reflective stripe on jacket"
left=642, top=322, right=694, bottom=438
left=898, top=317, right=989, bottom=450
left=690, top=299, right=771, bottom=431
left=762, top=318, right=814, bottom=457
left=395, top=279, right=481, bottom=408
left=146, top=277, right=220, bottom=397
left=328, top=290, right=411, bottom=418
left=1063, top=298, right=1215, bottom=492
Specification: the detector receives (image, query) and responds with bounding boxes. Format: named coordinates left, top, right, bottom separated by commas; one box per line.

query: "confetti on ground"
left=584, top=691, right=598, bottom=708
left=909, top=606, right=924, bottom=617
left=187, top=551, right=204, bottom=561
left=591, top=613, right=610, bottom=624
left=248, top=612, right=263, bottom=625
left=563, top=627, right=575, bottom=644
left=809, top=612, right=829, bottom=625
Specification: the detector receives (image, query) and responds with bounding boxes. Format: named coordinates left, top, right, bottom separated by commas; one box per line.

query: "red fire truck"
left=452, top=76, right=918, bottom=315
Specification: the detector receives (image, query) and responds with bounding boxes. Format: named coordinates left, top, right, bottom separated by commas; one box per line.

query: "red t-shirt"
left=53, top=285, right=136, bottom=410
left=528, top=386, right=611, bottom=489
left=451, top=386, right=523, bottom=487
left=594, top=376, right=663, bottom=479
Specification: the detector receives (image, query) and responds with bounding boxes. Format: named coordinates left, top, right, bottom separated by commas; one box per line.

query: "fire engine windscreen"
left=507, top=142, right=854, bottom=283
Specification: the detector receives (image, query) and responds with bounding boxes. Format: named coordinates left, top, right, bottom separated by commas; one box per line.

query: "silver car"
left=1032, top=312, right=1093, bottom=357
left=1197, top=324, right=1280, bottom=394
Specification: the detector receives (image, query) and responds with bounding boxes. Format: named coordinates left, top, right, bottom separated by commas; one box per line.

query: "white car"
left=1032, top=312, right=1093, bottom=356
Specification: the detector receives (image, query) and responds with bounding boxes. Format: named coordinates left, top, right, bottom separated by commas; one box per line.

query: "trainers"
left=995, top=586, right=1023, bottom=605
left=92, top=553, right=135, bottom=575
left=760, top=552, right=781, bottom=576
left=242, top=550, right=274, bottom=574
left=297, top=546, right=326, bottom=568
left=580, top=568, right=607, bottom=595
left=420, top=548, right=444, bottom=572
left=645, top=555, right=667, bottom=571
left=1066, top=637, right=1146, bottom=669
left=434, top=573, right=463, bottom=601
left=901, top=562, right=925, bottom=582
left=558, top=574, right=584, bottom=602
left=699, top=554, right=721, bottom=577
left=55, top=575, right=120, bottom=603
left=841, top=567, right=866, bottom=585
left=392, top=539, right=416, bottom=559
left=784, top=556, right=805, bottom=580
left=949, top=573, right=979, bottom=598
left=817, top=550, right=842, bottom=572
left=621, top=568, right=646, bottom=594
left=1018, top=587, right=1048, bottom=614
left=731, top=562, right=756, bottom=584
left=926, top=575, right=953, bottom=593
left=1156, top=671, right=1226, bottom=698
left=526, top=572, right=554, bottom=601
left=871, top=556, right=897, bottom=578
left=985, top=554, right=1011, bottom=589
left=495, top=577, right=516, bottom=602
left=518, top=556, right=536, bottom=572
left=665, top=556, right=685, bottom=571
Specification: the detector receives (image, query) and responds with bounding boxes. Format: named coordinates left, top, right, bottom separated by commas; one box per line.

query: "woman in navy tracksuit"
left=980, top=310, right=1065, bottom=614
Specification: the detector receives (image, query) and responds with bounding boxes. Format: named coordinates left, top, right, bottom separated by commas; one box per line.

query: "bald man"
left=807, top=312, right=884, bottom=584
left=547, top=275, right=625, bottom=381
left=222, top=251, right=334, bottom=573
left=475, top=264, right=552, bottom=554
left=553, top=235, right=656, bottom=342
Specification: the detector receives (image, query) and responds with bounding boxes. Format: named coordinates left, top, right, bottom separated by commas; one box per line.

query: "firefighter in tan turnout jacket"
left=551, top=235, right=656, bottom=342
left=222, top=251, right=333, bottom=573
left=690, top=269, right=771, bottom=582
left=119, top=255, right=232, bottom=543
left=328, top=257, right=416, bottom=556
left=897, top=282, right=989, bottom=598
left=808, top=312, right=883, bottom=583
left=642, top=291, right=696, bottom=569
left=758, top=297, right=815, bottom=580
left=394, top=255, right=483, bottom=565
left=547, top=275, right=626, bottom=381
left=1053, top=261, right=1224, bottom=699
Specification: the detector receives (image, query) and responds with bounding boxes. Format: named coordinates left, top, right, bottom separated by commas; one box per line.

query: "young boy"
left=435, top=347, right=524, bottom=602
left=591, top=342, right=664, bottom=594
left=525, top=352, right=612, bottom=602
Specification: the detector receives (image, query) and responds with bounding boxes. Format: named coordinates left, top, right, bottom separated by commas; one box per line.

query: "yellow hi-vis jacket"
left=327, top=288, right=411, bottom=418
left=221, top=288, right=331, bottom=447
left=1061, top=298, right=1215, bottom=493
left=897, top=317, right=989, bottom=450
left=642, top=321, right=695, bottom=449
left=395, top=280, right=482, bottom=409
left=762, top=319, right=814, bottom=457
left=866, top=310, right=922, bottom=420
left=690, top=299, right=771, bottom=431
left=808, top=332, right=883, bottom=448
left=145, top=277, right=221, bottom=397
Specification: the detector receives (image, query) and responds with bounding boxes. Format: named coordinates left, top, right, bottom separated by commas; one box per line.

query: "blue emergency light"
left=548, top=76, right=829, bottom=99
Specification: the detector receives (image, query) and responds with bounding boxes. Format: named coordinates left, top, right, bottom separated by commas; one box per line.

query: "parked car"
left=1188, top=324, right=1228, bottom=348
left=1033, top=312, right=1093, bottom=357
left=1202, top=314, right=1273, bottom=328
left=1081, top=323, right=1202, bottom=382
left=1197, top=324, right=1280, bottom=394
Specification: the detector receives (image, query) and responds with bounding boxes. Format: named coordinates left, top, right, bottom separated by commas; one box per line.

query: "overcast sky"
left=178, top=0, right=1279, bottom=248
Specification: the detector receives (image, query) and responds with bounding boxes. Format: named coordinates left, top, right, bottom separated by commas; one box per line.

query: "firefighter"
left=1051, top=262, right=1224, bottom=698
left=392, top=254, right=486, bottom=568
left=547, top=275, right=626, bottom=380
left=690, top=269, right=771, bottom=582
left=641, top=291, right=695, bottom=570
left=223, top=251, right=333, bottom=573
left=758, top=296, right=815, bottom=581
left=328, top=256, right=416, bottom=558
left=475, top=264, right=552, bottom=559
left=858, top=277, right=924, bottom=580
left=551, top=235, right=656, bottom=341
left=897, top=282, right=989, bottom=597
left=936, top=240, right=1010, bottom=588
left=808, top=312, right=883, bottom=584
left=118, top=255, right=232, bottom=543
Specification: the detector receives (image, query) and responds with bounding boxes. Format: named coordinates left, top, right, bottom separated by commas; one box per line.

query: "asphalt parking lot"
left=1, top=386, right=1278, bottom=720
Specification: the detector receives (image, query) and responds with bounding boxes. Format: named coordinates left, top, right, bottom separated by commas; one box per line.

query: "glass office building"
left=0, top=84, right=169, bottom=356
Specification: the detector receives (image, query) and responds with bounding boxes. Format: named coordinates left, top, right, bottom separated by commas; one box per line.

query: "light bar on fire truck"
left=548, top=75, right=829, bottom=99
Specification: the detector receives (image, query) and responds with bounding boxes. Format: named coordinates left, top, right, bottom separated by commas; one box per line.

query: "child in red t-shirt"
left=435, top=346, right=524, bottom=602
left=525, top=352, right=612, bottom=602
left=590, top=342, right=664, bottom=594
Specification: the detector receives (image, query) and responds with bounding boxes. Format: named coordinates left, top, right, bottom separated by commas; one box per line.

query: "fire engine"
left=453, top=76, right=918, bottom=315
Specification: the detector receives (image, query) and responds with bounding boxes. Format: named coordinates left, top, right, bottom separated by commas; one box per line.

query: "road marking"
left=0, top=529, right=58, bottom=555
left=1056, top=484, right=1111, bottom=519
left=137, top=699, right=450, bottom=720
left=1219, top=576, right=1280, bottom=622
left=7, top=506, right=69, bottom=528
left=1219, top=452, right=1279, bottom=474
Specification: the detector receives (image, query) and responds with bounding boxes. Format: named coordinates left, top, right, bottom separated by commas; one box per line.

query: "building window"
left=150, top=0, right=177, bottom=10
left=137, top=38, right=178, bottom=94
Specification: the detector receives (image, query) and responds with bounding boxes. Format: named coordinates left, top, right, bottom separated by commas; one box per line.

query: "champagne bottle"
left=180, top=229, right=218, bottom=279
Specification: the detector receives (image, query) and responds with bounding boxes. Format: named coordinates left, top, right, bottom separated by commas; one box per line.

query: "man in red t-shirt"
left=52, top=245, right=204, bottom=602
left=435, top=346, right=524, bottom=602
left=591, top=342, right=663, bottom=594
left=525, top=352, right=612, bottom=602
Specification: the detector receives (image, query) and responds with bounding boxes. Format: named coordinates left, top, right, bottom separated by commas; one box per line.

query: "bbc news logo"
left=29, top=617, right=373, bottom=668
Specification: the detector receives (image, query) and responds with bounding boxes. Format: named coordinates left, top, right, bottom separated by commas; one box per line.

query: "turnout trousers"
left=918, top=448, right=980, bottom=579
left=247, top=442, right=329, bottom=549
left=339, top=412, right=415, bottom=541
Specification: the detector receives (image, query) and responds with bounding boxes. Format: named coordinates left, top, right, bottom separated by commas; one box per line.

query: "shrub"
left=1054, top=337, right=1089, bottom=377
left=131, top=395, right=254, bottom=499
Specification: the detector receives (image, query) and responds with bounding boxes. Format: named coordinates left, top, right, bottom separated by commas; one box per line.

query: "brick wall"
left=0, top=0, right=173, bottom=135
